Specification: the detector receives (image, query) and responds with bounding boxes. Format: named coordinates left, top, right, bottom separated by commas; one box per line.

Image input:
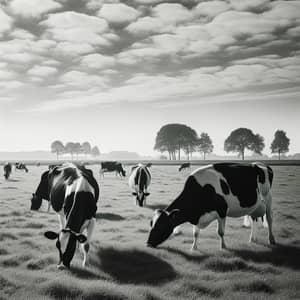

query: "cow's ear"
left=132, top=192, right=137, bottom=196
left=44, top=231, right=58, bottom=240
left=145, top=192, right=150, bottom=196
left=169, top=209, right=180, bottom=220
left=76, top=234, right=87, bottom=244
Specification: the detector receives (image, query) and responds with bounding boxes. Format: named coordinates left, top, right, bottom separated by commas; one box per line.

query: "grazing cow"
left=15, top=162, right=28, bottom=172
left=31, top=163, right=99, bottom=269
left=179, top=162, right=191, bottom=172
left=3, top=163, right=12, bottom=180
left=129, top=164, right=151, bottom=207
left=146, top=163, right=153, bottom=168
left=100, top=161, right=126, bottom=178
left=147, top=162, right=275, bottom=250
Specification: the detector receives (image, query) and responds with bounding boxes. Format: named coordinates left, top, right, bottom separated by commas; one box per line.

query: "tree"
left=65, top=142, right=76, bottom=160
left=224, top=128, right=265, bottom=160
left=271, top=130, right=290, bottom=160
left=197, top=132, right=213, bottom=160
left=91, top=146, right=100, bottom=158
left=73, top=142, right=81, bottom=160
left=154, top=123, right=198, bottom=160
left=81, top=142, right=91, bottom=159
left=51, top=140, right=65, bottom=160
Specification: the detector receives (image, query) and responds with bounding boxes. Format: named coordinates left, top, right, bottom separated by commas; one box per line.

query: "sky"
left=0, top=0, right=300, bottom=156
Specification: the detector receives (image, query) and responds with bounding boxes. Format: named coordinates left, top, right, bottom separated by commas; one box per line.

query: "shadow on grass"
left=230, top=243, right=300, bottom=270
left=93, top=246, right=177, bottom=285
left=70, top=266, right=108, bottom=280
left=7, top=179, right=21, bottom=182
left=161, top=246, right=209, bottom=263
left=147, top=204, right=166, bottom=211
left=95, top=212, right=125, bottom=221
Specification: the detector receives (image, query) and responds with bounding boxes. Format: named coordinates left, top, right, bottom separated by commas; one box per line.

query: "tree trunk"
left=278, top=150, right=281, bottom=160
left=241, top=148, right=245, bottom=160
left=204, top=152, right=206, bottom=160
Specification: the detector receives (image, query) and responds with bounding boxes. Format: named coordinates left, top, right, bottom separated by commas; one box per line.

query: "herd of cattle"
left=2, top=160, right=276, bottom=270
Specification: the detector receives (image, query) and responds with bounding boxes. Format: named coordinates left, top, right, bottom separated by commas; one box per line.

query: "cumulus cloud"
left=60, top=70, right=108, bottom=89
left=98, top=3, right=140, bottom=24
left=152, top=3, right=193, bottom=25
left=229, top=0, right=270, bottom=12
left=0, top=8, right=13, bottom=37
left=9, top=0, right=62, bottom=18
left=10, top=29, right=36, bottom=40
left=41, top=11, right=109, bottom=45
left=194, top=1, right=230, bottom=19
left=80, top=53, right=116, bottom=69
left=27, top=65, right=58, bottom=77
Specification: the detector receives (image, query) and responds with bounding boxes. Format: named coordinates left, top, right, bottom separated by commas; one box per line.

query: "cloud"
left=9, top=0, right=62, bottom=18
left=60, top=70, right=108, bottom=89
left=10, top=29, right=36, bottom=40
left=54, top=41, right=95, bottom=56
left=126, top=16, right=168, bottom=36
left=0, top=8, right=13, bottom=37
left=41, top=11, right=109, bottom=45
left=152, top=3, right=193, bottom=25
left=80, top=53, right=116, bottom=69
left=229, top=0, right=270, bottom=12
left=194, top=1, right=230, bottom=19
left=27, top=65, right=58, bottom=77
left=98, top=3, right=140, bottom=24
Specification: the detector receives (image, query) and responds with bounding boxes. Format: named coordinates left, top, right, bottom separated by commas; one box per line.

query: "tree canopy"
left=197, top=132, right=214, bottom=160
left=271, top=130, right=290, bottom=160
left=154, top=123, right=198, bottom=160
left=224, top=128, right=265, bottom=160
left=51, top=140, right=65, bottom=160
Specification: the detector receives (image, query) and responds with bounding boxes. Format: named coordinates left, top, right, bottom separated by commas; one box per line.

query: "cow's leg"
left=243, top=215, right=251, bottom=228
left=81, top=217, right=96, bottom=268
left=57, top=211, right=66, bottom=230
left=191, top=225, right=200, bottom=251
left=217, top=218, right=226, bottom=249
left=265, top=193, right=275, bottom=245
left=249, top=217, right=257, bottom=243
left=47, top=201, right=51, bottom=213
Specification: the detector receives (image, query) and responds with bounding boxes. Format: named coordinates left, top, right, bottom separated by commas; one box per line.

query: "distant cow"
left=129, top=164, right=151, bottom=207
left=146, top=163, right=153, bottom=168
left=31, top=163, right=99, bottom=269
left=147, top=162, right=275, bottom=250
left=15, top=162, right=28, bottom=172
left=3, top=163, right=12, bottom=180
left=179, top=162, right=191, bottom=172
left=100, top=161, right=126, bottom=178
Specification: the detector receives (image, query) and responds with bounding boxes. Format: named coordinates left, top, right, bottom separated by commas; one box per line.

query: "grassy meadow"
left=0, top=164, right=300, bottom=300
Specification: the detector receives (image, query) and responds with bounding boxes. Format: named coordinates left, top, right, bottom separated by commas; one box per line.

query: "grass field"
left=1, top=164, right=300, bottom=300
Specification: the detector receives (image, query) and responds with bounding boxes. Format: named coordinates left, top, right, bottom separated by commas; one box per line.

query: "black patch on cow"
left=213, top=163, right=260, bottom=208
left=166, top=175, right=228, bottom=225
left=134, top=167, right=150, bottom=190
left=220, top=179, right=230, bottom=195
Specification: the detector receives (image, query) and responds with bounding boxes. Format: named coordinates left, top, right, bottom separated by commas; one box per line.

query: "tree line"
left=51, top=141, right=100, bottom=160
left=154, top=124, right=290, bottom=160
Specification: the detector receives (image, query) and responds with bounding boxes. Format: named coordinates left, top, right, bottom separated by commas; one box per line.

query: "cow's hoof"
left=57, top=264, right=66, bottom=270
left=269, top=237, right=276, bottom=245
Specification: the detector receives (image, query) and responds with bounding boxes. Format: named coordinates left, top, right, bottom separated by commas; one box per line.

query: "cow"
left=147, top=162, right=275, bottom=250
left=3, top=163, right=12, bottom=180
left=31, top=163, right=99, bottom=270
left=129, top=164, right=151, bottom=207
left=179, top=162, right=191, bottom=172
left=146, top=163, right=153, bottom=168
left=99, top=161, right=126, bottom=178
left=15, top=162, right=28, bottom=172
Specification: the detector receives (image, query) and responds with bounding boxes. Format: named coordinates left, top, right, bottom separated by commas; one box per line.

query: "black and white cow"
left=100, top=161, right=126, bottom=178
left=179, top=162, right=191, bottom=172
left=147, top=162, right=275, bottom=250
left=4, top=163, right=12, bottom=180
left=129, top=164, right=151, bottom=207
left=15, top=162, right=28, bottom=172
left=31, top=163, right=99, bottom=269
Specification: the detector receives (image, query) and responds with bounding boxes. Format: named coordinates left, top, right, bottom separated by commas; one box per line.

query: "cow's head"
left=30, top=170, right=50, bottom=210
left=120, top=169, right=126, bottom=177
left=44, top=229, right=87, bottom=270
left=133, top=191, right=150, bottom=207
left=147, top=209, right=179, bottom=248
